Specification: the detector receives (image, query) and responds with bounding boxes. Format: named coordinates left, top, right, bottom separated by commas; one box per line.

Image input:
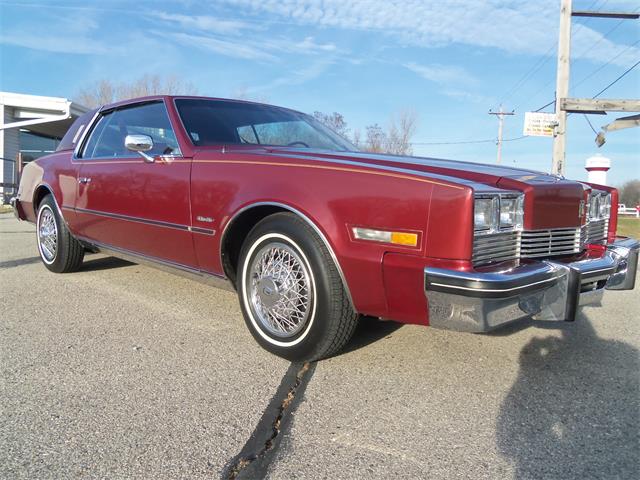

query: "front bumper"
left=10, top=196, right=22, bottom=220
left=424, top=237, right=639, bottom=333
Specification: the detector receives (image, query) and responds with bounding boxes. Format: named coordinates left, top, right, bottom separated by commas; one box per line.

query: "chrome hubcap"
left=38, top=206, right=58, bottom=263
left=247, top=242, right=313, bottom=338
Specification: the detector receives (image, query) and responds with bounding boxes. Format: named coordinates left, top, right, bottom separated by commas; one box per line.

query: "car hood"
left=265, top=148, right=561, bottom=187
left=263, top=148, right=587, bottom=229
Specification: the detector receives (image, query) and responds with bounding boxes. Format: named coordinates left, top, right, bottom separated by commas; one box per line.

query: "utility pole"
left=489, top=106, right=515, bottom=164
left=552, top=0, right=572, bottom=176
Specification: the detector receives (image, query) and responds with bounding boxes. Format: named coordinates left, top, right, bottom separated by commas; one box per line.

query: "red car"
left=12, top=96, right=639, bottom=360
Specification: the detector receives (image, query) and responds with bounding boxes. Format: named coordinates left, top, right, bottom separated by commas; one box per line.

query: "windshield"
left=175, top=98, right=356, bottom=152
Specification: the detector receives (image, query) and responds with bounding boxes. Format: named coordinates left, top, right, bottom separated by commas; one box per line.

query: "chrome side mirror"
left=125, top=134, right=155, bottom=163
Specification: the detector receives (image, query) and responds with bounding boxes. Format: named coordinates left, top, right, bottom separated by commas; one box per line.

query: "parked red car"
left=12, top=96, right=639, bottom=360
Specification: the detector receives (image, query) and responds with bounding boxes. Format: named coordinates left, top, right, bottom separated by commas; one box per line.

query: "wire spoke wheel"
left=247, top=241, right=314, bottom=338
left=37, top=206, right=58, bottom=263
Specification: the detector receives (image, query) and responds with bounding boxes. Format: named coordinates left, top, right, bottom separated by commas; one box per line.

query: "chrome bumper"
left=424, top=237, right=639, bottom=333
left=10, top=197, right=21, bottom=220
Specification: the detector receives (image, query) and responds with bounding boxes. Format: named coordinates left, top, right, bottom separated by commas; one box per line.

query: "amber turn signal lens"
left=390, top=232, right=418, bottom=246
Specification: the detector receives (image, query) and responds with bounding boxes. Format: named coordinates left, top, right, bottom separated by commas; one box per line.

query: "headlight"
left=474, top=196, right=498, bottom=232
left=599, top=192, right=611, bottom=218
left=500, top=196, right=524, bottom=229
left=474, top=193, right=524, bottom=234
left=588, top=190, right=611, bottom=220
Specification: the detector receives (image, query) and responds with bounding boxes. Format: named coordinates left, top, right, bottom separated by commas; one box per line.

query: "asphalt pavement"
left=1, top=213, right=638, bottom=479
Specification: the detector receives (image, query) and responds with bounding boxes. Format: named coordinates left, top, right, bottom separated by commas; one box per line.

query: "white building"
left=1, top=91, right=89, bottom=203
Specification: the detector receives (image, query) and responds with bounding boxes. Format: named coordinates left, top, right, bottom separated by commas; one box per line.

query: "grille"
left=472, top=231, right=521, bottom=265
left=473, top=221, right=609, bottom=266
left=521, top=227, right=582, bottom=258
left=582, top=218, right=608, bottom=244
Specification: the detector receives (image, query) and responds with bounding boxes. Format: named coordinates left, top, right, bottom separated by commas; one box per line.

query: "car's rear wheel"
left=36, top=194, right=84, bottom=273
left=237, top=212, right=358, bottom=361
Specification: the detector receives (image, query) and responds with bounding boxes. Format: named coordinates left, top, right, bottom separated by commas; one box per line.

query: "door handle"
left=78, top=177, right=92, bottom=184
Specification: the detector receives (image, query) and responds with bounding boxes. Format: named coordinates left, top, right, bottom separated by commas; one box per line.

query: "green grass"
left=617, top=217, right=640, bottom=239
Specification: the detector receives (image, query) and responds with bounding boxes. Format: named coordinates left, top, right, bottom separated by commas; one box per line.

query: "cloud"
left=0, top=10, right=107, bottom=54
left=150, top=11, right=257, bottom=34
left=213, top=0, right=639, bottom=67
left=165, top=32, right=278, bottom=61
left=247, top=59, right=335, bottom=92
left=0, top=33, right=108, bottom=54
left=404, top=62, right=476, bottom=86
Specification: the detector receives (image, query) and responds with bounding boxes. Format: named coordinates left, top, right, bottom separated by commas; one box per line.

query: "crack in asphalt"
left=222, top=361, right=316, bottom=480
left=0, top=257, right=41, bottom=269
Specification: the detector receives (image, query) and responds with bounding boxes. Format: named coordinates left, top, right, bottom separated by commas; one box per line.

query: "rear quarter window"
left=56, top=109, right=98, bottom=152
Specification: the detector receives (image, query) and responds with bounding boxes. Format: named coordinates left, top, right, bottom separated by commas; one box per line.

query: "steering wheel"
left=286, top=141, right=310, bottom=148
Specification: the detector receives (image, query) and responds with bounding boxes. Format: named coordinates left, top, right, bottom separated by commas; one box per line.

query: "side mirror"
left=125, top=134, right=155, bottom=162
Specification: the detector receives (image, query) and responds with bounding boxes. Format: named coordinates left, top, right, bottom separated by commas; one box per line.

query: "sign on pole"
left=523, top=112, right=557, bottom=137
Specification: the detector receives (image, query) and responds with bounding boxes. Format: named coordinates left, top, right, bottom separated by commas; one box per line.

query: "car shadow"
left=80, top=256, right=134, bottom=272
left=496, top=313, right=639, bottom=479
left=339, top=316, right=404, bottom=355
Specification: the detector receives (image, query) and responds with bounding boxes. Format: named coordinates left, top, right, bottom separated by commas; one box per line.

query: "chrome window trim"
left=73, top=99, right=182, bottom=161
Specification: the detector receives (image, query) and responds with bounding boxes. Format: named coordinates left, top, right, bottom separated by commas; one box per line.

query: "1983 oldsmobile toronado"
left=12, top=96, right=639, bottom=360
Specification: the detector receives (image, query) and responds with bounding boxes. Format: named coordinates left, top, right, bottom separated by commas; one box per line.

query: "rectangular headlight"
left=588, top=190, right=611, bottom=220
left=500, top=195, right=524, bottom=229
left=599, top=192, right=611, bottom=219
left=474, top=196, right=499, bottom=233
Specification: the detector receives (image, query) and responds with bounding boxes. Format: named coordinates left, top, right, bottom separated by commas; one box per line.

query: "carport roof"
left=0, top=91, right=89, bottom=139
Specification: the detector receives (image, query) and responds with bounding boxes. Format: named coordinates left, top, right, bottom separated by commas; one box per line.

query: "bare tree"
left=364, top=124, right=386, bottom=153
left=75, top=74, right=198, bottom=108
left=312, top=111, right=350, bottom=140
left=231, top=87, right=269, bottom=104
left=385, top=109, right=418, bottom=155
left=312, top=109, right=418, bottom=154
left=618, top=180, right=640, bottom=207
left=352, top=128, right=361, bottom=149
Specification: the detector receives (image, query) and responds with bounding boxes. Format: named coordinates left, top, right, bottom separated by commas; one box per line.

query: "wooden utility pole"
left=552, top=0, right=572, bottom=175
left=489, top=106, right=515, bottom=164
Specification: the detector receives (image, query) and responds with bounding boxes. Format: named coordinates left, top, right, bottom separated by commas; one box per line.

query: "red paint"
left=14, top=95, right=621, bottom=326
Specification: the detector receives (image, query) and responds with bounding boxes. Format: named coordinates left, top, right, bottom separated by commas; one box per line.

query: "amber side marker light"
left=352, top=227, right=418, bottom=247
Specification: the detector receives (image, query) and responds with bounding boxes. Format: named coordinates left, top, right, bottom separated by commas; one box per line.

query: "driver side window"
left=81, top=102, right=181, bottom=159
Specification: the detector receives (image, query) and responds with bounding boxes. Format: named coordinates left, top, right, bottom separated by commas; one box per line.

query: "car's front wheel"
left=36, top=194, right=84, bottom=273
left=237, top=212, right=358, bottom=361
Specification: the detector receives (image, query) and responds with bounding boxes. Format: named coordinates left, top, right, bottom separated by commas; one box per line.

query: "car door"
left=73, top=100, right=197, bottom=268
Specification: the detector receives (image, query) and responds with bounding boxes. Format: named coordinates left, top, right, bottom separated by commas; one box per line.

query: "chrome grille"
left=472, top=231, right=521, bottom=265
left=582, top=218, right=608, bottom=244
left=521, top=227, right=582, bottom=258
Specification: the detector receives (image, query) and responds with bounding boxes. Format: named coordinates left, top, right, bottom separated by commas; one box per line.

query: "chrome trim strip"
left=220, top=201, right=356, bottom=311
left=429, top=276, right=558, bottom=294
left=190, top=226, right=216, bottom=235
left=73, top=109, right=102, bottom=159
left=79, top=238, right=234, bottom=292
left=74, top=207, right=192, bottom=232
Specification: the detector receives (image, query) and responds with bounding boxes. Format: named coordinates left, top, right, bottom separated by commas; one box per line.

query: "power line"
left=583, top=114, right=599, bottom=134
left=410, top=135, right=529, bottom=146
left=591, top=58, right=640, bottom=98
left=530, top=42, right=639, bottom=112
left=513, top=0, right=634, bottom=113
left=572, top=39, right=640, bottom=90
left=500, top=0, right=604, bottom=105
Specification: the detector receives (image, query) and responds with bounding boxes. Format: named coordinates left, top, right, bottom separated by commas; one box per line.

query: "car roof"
left=100, top=95, right=298, bottom=114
